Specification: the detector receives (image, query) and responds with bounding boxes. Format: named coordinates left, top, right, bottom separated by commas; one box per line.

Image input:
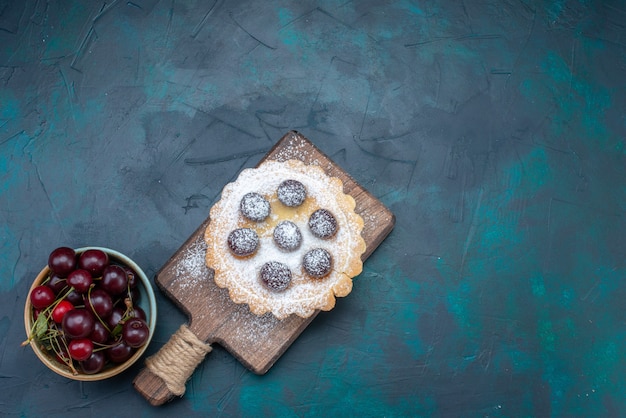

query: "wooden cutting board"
left=133, top=131, right=395, bottom=405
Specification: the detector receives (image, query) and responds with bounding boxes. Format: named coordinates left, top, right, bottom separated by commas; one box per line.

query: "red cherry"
left=129, top=306, right=147, bottom=321
left=81, top=351, right=106, bottom=374
left=51, top=300, right=74, bottom=323
left=90, top=321, right=109, bottom=344
left=84, top=289, right=113, bottom=319
left=66, top=269, right=93, bottom=293
left=48, top=247, right=76, bottom=277
left=65, top=288, right=83, bottom=305
left=101, top=265, right=128, bottom=295
left=30, top=285, right=55, bottom=309
left=78, top=249, right=109, bottom=277
left=106, top=307, right=125, bottom=330
left=46, top=273, right=67, bottom=295
left=62, top=309, right=95, bottom=339
left=122, top=317, right=150, bottom=348
left=106, top=340, right=134, bottom=363
left=68, top=338, right=93, bottom=361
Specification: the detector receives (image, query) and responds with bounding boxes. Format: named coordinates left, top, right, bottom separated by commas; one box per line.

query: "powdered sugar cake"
left=205, top=159, right=367, bottom=319
left=134, top=131, right=395, bottom=406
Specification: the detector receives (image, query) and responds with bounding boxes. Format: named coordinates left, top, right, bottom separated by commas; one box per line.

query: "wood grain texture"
left=134, top=131, right=395, bottom=405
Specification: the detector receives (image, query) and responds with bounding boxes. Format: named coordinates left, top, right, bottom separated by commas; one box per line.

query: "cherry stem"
left=86, top=285, right=113, bottom=334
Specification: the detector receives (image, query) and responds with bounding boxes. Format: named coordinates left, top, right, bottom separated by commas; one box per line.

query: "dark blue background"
left=2, top=0, right=625, bottom=416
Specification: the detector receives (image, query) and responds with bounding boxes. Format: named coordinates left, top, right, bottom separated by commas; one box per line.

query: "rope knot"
left=145, top=324, right=212, bottom=396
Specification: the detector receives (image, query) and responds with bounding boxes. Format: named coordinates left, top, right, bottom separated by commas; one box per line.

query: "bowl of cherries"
left=23, top=246, right=157, bottom=381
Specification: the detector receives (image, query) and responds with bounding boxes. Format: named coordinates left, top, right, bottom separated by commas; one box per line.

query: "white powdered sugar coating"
left=308, top=208, right=338, bottom=239
left=273, top=221, right=302, bottom=251
left=230, top=311, right=279, bottom=345
left=205, top=159, right=365, bottom=319
left=277, top=179, right=307, bottom=207
left=303, top=248, right=332, bottom=278
left=240, top=192, right=270, bottom=221
left=228, top=228, right=259, bottom=256
left=174, top=238, right=209, bottom=290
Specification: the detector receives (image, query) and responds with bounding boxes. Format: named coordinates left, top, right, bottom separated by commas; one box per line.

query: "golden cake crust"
left=204, top=159, right=366, bottom=319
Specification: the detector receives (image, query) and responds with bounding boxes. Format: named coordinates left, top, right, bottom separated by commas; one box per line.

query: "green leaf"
left=34, top=314, right=48, bottom=339
left=112, top=324, right=123, bottom=337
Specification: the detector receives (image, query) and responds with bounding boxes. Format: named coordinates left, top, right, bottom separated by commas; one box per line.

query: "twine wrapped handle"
left=144, top=324, right=212, bottom=397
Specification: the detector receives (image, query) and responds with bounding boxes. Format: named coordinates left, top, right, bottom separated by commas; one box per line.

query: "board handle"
left=133, top=324, right=212, bottom=406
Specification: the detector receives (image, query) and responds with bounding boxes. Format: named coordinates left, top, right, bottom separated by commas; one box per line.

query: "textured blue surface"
left=2, top=0, right=626, bottom=416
